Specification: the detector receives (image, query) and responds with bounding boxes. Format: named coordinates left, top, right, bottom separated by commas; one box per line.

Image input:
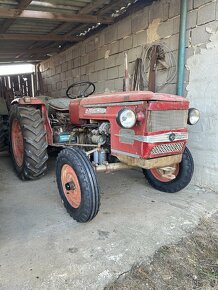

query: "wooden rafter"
left=48, top=23, right=72, bottom=35
left=65, top=0, right=121, bottom=38
left=79, top=0, right=106, bottom=14
left=0, top=57, right=47, bottom=62
left=0, top=33, right=84, bottom=42
left=0, top=8, right=113, bottom=24
left=48, top=0, right=106, bottom=35
left=0, top=47, right=60, bottom=55
left=0, top=0, right=32, bottom=33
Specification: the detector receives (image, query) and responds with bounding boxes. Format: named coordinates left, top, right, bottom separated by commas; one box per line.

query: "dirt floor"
left=105, top=213, right=218, bottom=290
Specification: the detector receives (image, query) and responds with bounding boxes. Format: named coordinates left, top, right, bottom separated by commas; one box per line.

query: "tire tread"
left=143, top=147, right=194, bottom=193
left=56, top=148, right=100, bottom=223
left=9, top=105, right=48, bottom=180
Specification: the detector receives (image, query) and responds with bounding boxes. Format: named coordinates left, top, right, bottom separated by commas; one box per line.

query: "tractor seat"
left=48, top=98, right=72, bottom=111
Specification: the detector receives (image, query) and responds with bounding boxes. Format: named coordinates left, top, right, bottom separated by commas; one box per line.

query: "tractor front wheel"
left=9, top=105, right=48, bottom=180
left=56, top=148, right=100, bottom=223
left=142, top=147, right=194, bottom=193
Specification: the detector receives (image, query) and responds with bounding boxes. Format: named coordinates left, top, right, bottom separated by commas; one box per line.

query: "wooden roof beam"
left=0, top=8, right=113, bottom=24
left=18, top=0, right=33, bottom=10
left=79, top=0, right=106, bottom=14
left=0, top=47, right=60, bottom=55
left=0, top=33, right=84, bottom=42
left=0, top=57, right=47, bottom=62
left=48, top=0, right=107, bottom=35
left=0, top=0, right=32, bottom=33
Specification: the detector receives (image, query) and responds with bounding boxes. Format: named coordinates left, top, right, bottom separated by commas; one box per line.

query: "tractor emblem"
left=169, top=133, right=176, bottom=142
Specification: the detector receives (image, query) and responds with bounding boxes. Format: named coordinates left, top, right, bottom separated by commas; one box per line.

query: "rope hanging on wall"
left=132, top=43, right=177, bottom=92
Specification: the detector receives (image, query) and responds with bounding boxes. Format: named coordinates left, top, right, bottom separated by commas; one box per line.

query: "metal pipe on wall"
left=176, top=0, right=188, bottom=96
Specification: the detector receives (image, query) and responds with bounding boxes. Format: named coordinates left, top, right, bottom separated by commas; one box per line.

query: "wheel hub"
left=65, top=181, right=75, bottom=191
left=151, top=164, right=179, bottom=182
left=61, top=164, right=81, bottom=208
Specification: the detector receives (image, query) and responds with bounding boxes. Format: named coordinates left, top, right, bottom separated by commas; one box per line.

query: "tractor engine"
left=49, top=108, right=110, bottom=159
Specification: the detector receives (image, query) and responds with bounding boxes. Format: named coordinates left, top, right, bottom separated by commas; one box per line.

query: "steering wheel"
left=66, top=81, right=95, bottom=99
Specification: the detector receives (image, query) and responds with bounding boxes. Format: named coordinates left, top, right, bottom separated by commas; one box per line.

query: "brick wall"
left=40, top=0, right=218, bottom=191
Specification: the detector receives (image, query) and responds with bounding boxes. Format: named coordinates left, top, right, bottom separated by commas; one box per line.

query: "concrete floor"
left=0, top=156, right=218, bottom=290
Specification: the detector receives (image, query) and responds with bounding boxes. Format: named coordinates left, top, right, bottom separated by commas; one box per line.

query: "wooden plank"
left=0, top=33, right=83, bottom=42
left=48, top=23, right=72, bottom=35
left=0, top=8, right=114, bottom=24
left=18, top=0, right=33, bottom=10
left=79, top=0, right=106, bottom=14
left=1, top=55, right=47, bottom=61
left=0, top=47, right=60, bottom=55
left=0, top=57, right=47, bottom=62
left=64, top=0, right=117, bottom=38
left=47, top=0, right=106, bottom=35
left=0, top=0, right=32, bottom=33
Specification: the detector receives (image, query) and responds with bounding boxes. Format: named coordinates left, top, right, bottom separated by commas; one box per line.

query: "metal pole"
left=176, top=0, right=188, bottom=96
left=124, top=52, right=130, bottom=91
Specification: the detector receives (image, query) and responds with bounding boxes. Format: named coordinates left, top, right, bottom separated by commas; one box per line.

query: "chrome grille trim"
left=148, top=110, right=188, bottom=132
left=151, top=142, right=185, bottom=155
left=139, top=132, right=188, bottom=143
left=116, top=131, right=188, bottom=143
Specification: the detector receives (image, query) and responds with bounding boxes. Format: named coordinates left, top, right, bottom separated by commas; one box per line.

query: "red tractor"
left=9, top=81, right=200, bottom=222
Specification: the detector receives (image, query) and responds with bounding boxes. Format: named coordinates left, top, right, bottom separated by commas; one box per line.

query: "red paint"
left=69, top=98, right=82, bottom=125
left=80, top=91, right=188, bottom=106
left=136, top=111, right=145, bottom=122
left=75, top=91, right=189, bottom=158
left=148, top=101, right=189, bottom=110
left=13, top=91, right=190, bottom=160
left=11, top=119, right=24, bottom=167
left=12, top=97, right=53, bottom=145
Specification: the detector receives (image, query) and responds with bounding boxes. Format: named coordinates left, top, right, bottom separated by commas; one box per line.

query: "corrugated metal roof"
left=8, top=19, right=62, bottom=34
left=0, top=0, right=152, bottom=63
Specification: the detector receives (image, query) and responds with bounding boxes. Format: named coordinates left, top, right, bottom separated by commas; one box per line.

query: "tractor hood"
left=80, top=91, right=188, bottom=106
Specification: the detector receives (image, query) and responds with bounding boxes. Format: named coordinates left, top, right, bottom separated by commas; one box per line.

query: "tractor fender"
left=11, top=97, right=53, bottom=145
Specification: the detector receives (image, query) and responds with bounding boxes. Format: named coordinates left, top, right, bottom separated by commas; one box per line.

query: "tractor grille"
left=151, top=142, right=185, bottom=155
left=148, top=110, right=188, bottom=132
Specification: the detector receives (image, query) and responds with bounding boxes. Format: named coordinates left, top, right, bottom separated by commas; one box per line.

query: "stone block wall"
left=40, top=0, right=183, bottom=97
left=40, top=0, right=218, bottom=191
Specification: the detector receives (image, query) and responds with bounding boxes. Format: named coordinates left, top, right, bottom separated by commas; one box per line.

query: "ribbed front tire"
left=9, top=105, right=48, bottom=180
left=56, top=148, right=100, bottom=223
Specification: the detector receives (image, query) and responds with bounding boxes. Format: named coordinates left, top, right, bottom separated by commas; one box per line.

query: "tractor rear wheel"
left=142, top=147, right=194, bottom=193
left=56, top=148, right=100, bottom=223
left=9, top=105, right=48, bottom=180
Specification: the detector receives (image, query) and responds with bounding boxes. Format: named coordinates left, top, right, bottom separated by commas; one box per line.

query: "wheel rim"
left=61, top=164, right=81, bottom=208
left=11, top=119, right=24, bottom=167
left=150, top=164, right=180, bottom=182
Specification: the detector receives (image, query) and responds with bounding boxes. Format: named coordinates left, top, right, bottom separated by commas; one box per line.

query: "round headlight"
left=188, top=108, right=200, bottom=125
left=117, top=108, right=136, bottom=129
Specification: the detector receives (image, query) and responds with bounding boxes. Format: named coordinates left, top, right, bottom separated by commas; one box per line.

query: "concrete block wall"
left=185, top=1, right=218, bottom=191
left=40, top=0, right=185, bottom=98
left=40, top=0, right=218, bottom=191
